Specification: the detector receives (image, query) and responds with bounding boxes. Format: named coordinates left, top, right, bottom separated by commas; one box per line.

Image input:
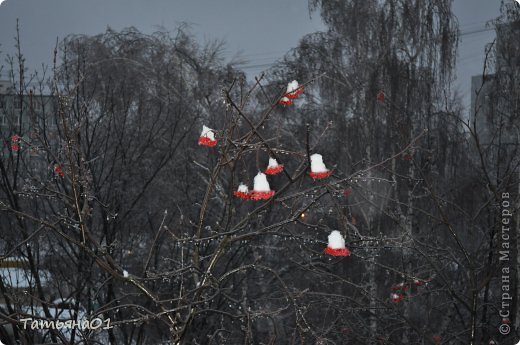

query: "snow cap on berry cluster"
left=200, top=125, right=215, bottom=141
left=310, top=153, right=329, bottom=173
left=328, top=230, right=346, bottom=249
left=253, top=172, right=271, bottom=192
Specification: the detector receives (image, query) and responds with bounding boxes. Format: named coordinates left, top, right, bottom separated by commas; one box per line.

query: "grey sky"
left=0, top=0, right=504, bottom=112
left=0, top=0, right=323, bottom=76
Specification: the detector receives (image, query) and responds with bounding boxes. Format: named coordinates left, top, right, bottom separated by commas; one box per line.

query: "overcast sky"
left=0, top=0, right=504, bottom=111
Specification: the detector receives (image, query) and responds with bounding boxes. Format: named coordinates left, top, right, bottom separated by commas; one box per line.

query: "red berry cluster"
left=11, top=134, right=21, bottom=152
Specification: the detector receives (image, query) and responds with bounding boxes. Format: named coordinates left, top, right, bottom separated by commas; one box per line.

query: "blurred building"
left=0, top=76, right=58, bottom=176
left=0, top=77, right=56, bottom=131
left=470, top=74, right=497, bottom=146
left=469, top=20, right=519, bottom=147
